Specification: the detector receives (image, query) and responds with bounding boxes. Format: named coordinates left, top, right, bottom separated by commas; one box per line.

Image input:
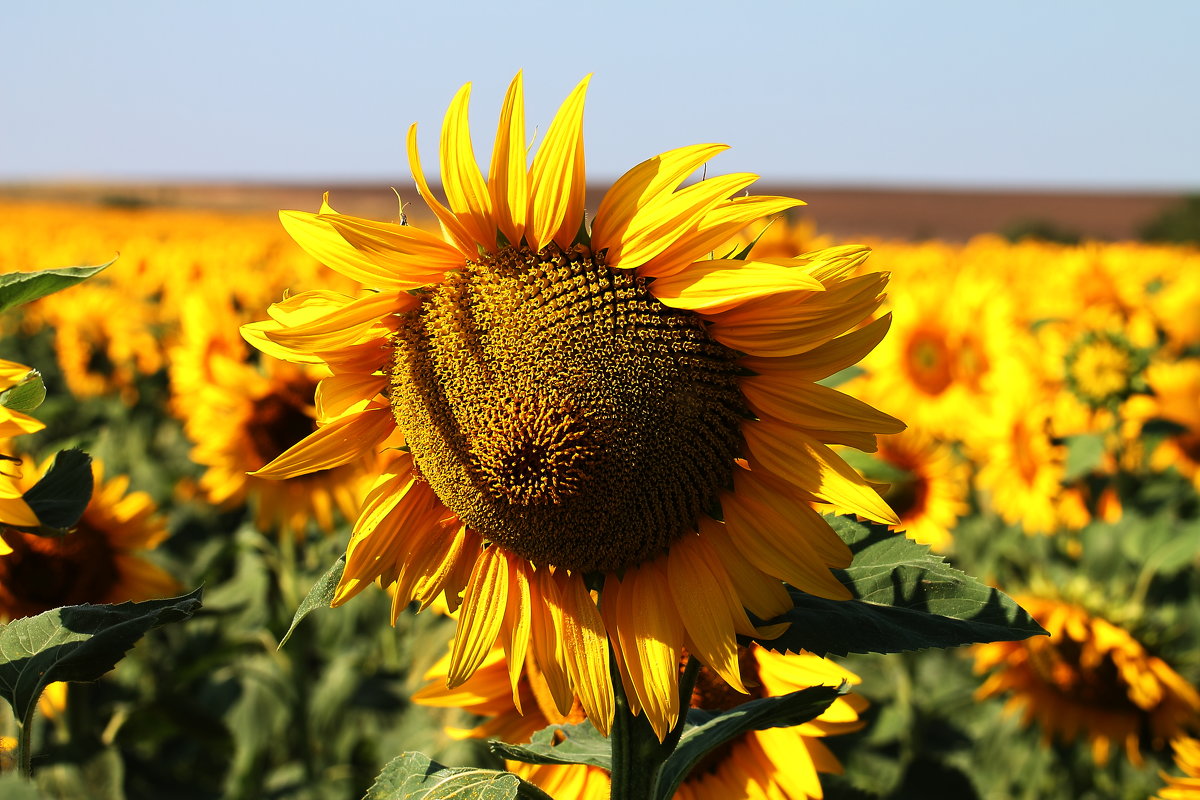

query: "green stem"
left=16, top=706, right=33, bottom=780
left=608, top=653, right=701, bottom=800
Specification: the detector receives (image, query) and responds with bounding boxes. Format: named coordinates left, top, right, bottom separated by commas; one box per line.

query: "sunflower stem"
left=16, top=704, right=34, bottom=780
left=608, top=651, right=701, bottom=800
left=607, top=646, right=665, bottom=800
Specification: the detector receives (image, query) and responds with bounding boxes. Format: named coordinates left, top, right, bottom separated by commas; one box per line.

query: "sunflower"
left=0, top=360, right=44, bottom=534
left=244, top=73, right=901, bottom=738
left=177, top=351, right=369, bottom=537
left=413, top=640, right=866, bottom=800
left=1157, top=736, right=1200, bottom=800
left=171, top=296, right=368, bottom=537
left=1126, top=359, right=1200, bottom=494
left=973, top=596, right=1200, bottom=767
left=871, top=426, right=970, bottom=552
left=0, top=459, right=177, bottom=619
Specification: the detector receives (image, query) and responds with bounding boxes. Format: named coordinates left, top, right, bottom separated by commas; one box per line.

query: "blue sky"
left=5, top=1, right=1198, bottom=189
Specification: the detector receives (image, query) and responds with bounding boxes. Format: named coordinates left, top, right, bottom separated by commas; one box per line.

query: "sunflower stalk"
left=16, top=708, right=33, bottom=780
left=607, top=650, right=701, bottom=800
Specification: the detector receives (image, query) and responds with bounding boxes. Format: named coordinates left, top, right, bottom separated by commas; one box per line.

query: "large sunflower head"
left=245, top=73, right=902, bottom=739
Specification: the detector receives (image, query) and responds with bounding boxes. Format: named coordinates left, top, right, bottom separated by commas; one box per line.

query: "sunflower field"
left=0, top=78, right=1199, bottom=800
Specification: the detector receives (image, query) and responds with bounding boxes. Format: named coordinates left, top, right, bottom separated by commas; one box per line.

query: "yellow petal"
left=739, top=314, right=892, bottom=382
left=410, top=524, right=477, bottom=612
left=742, top=376, right=904, bottom=435
left=742, top=420, right=900, bottom=525
left=264, top=291, right=413, bottom=351
left=250, top=405, right=393, bottom=479
left=617, top=562, right=683, bottom=741
left=440, top=83, right=497, bottom=250
left=667, top=533, right=748, bottom=692
left=557, top=571, right=614, bottom=736
left=638, top=194, right=805, bottom=279
left=732, top=467, right=852, bottom=569
left=280, top=202, right=433, bottom=290
left=318, top=214, right=464, bottom=280
left=601, top=172, right=758, bottom=270
left=0, top=495, right=39, bottom=528
left=723, top=470, right=853, bottom=601
left=698, top=516, right=793, bottom=622
left=502, top=553, right=533, bottom=713
left=448, top=545, right=510, bottom=687
left=529, top=567, right=575, bottom=716
left=488, top=72, right=529, bottom=244
left=315, top=373, right=386, bottom=422
left=528, top=75, right=590, bottom=251
left=649, top=259, right=823, bottom=313
left=709, top=272, right=887, bottom=357
left=0, top=411, right=44, bottom=438
left=591, top=143, right=728, bottom=252
left=407, top=122, right=479, bottom=255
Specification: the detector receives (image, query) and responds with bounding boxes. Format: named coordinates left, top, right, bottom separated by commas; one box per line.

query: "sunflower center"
left=0, top=525, right=120, bottom=618
left=904, top=328, right=953, bottom=395
left=387, top=244, right=748, bottom=573
left=247, top=382, right=319, bottom=467
left=1066, top=336, right=1136, bottom=406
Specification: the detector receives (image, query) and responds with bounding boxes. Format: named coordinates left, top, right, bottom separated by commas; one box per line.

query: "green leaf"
left=837, top=448, right=913, bottom=484
left=490, top=719, right=613, bottom=770
left=0, top=588, right=202, bottom=724
left=0, top=262, right=113, bottom=314
left=753, top=517, right=1045, bottom=657
left=816, top=365, right=865, bottom=388
left=279, top=555, right=345, bottom=648
left=365, top=752, right=553, bottom=800
left=1062, top=433, right=1105, bottom=481
left=656, top=685, right=841, bottom=799
left=21, top=449, right=94, bottom=532
left=0, top=370, right=45, bottom=413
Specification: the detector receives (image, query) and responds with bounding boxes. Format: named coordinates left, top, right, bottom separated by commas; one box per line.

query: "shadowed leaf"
left=0, top=589, right=202, bottom=724
left=657, top=685, right=842, bottom=799
left=21, top=449, right=94, bottom=532
left=752, top=516, right=1045, bottom=657
left=490, top=719, right=612, bottom=770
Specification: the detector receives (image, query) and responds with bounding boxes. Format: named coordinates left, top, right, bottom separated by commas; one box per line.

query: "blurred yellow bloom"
left=974, top=596, right=1200, bottom=767
left=0, top=459, right=177, bottom=619
left=1157, top=736, right=1200, bottom=800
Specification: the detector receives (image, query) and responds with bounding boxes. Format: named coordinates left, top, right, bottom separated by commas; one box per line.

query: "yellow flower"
left=0, top=360, right=44, bottom=534
left=171, top=298, right=368, bottom=537
left=1157, top=736, right=1200, bottom=800
left=1126, top=358, right=1200, bottom=494
left=873, top=426, right=970, bottom=552
left=0, top=459, right=177, bottom=619
left=974, top=596, right=1200, bottom=767
left=414, top=641, right=866, bottom=800
left=245, top=73, right=901, bottom=739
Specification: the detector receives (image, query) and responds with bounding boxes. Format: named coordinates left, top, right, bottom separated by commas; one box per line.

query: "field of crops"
left=0, top=193, right=1198, bottom=800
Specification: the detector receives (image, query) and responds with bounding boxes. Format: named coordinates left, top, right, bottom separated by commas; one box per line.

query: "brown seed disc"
left=387, top=244, right=748, bottom=573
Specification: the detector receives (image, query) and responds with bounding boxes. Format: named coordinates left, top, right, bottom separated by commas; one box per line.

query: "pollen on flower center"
left=387, top=244, right=749, bottom=573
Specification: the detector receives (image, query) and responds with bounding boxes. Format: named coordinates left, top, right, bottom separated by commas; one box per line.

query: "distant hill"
left=0, top=182, right=1187, bottom=242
